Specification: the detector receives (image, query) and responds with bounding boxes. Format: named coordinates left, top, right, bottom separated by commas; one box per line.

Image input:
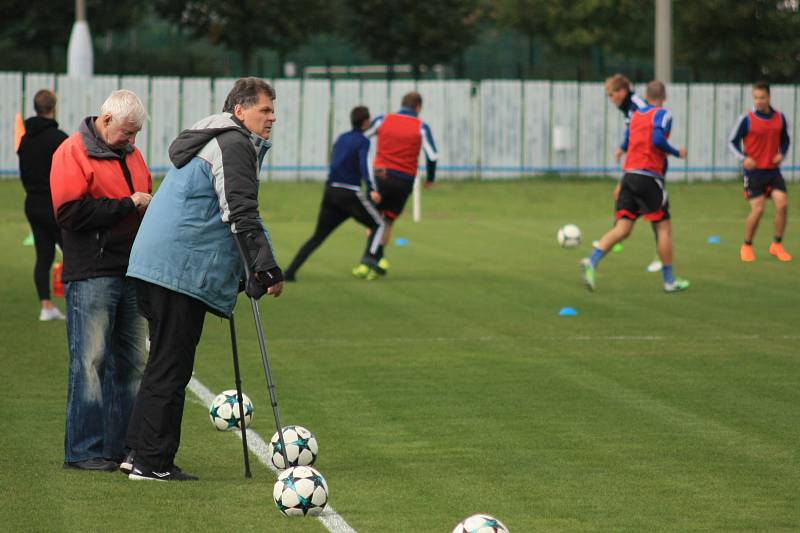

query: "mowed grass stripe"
left=1, top=179, right=798, bottom=532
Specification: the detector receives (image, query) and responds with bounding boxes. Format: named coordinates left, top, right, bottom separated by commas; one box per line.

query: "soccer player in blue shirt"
left=605, top=74, right=662, bottom=273
left=284, top=106, right=386, bottom=281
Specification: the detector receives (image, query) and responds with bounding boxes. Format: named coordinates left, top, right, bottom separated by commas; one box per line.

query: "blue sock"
left=590, top=247, right=605, bottom=268
left=662, top=264, right=674, bottom=284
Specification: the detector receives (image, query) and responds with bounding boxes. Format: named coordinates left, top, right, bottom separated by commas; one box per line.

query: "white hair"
left=100, top=89, right=148, bottom=127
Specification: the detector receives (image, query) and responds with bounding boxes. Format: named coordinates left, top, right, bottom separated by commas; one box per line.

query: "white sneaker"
left=646, top=259, right=663, bottom=273
left=39, top=307, right=66, bottom=321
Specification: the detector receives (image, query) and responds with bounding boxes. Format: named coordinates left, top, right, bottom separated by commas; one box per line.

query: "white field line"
left=267, top=334, right=799, bottom=345
left=188, top=377, right=357, bottom=533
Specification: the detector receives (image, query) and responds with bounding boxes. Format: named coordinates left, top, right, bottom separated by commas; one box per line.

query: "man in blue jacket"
left=123, top=77, right=283, bottom=481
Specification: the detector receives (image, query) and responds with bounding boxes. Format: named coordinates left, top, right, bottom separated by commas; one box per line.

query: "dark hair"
left=753, top=81, right=770, bottom=94
left=646, top=80, right=666, bottom=101
left=401, top=91, right=422, bottom=110
left=33, top=89, right=57, bottom=116
left=222, top=77, right=276, bottom=113
left=350, top=106, right=370, bottom=128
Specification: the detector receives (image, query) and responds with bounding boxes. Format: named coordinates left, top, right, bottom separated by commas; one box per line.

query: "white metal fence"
left=1, top=72, right=798, bottom=182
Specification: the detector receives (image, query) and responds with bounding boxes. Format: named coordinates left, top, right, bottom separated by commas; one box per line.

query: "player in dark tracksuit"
left=284, top=106, right=385, bottom=281
left=17, top=89, right=69, bottom=320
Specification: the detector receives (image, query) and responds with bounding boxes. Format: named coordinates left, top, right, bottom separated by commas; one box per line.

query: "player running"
left=728, top=81, right=792, bottom=262
left=283, top=106, right=385, bottom=281
left=605, top=73, right=662, bottom=273
left=354, top=91, right=438, bottom=278
left=582, top=81, right=689, bottom=293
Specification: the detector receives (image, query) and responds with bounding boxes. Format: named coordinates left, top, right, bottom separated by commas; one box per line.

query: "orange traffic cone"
left=14, top=112, right=25, bottom=152
left=53, top=262, right=64, bottom=297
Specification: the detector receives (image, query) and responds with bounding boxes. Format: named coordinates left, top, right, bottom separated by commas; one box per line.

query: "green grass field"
left=0, top=178, right=798, bottom=532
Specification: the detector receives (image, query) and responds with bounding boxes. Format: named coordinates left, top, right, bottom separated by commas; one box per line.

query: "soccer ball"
left=273, top=465, right=329, bottom=517
left=269, top=425, right=319, bottom=469
left=209, top=390, right=253, bottom=431
left=452, top=514, right=510, bottom=533
left=557, top=224, right=582, bottom=248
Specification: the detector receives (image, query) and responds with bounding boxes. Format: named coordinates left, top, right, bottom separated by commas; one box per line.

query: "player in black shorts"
left=582, top=81, right=689, bottom=293
left=283, top=106, right=386, bottom=281
left=728, top=81, right=791, bottom=262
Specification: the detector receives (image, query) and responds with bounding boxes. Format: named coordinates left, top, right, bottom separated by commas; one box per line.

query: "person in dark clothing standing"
left=284, top=106, right=386, bottom=281
left=17, top=89, right=68, bottom=320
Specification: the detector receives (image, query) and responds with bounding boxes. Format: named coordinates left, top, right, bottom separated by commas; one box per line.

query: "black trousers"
left=25, top=195, right=62, bottom=300
left=125, top=279, right=208, bottom=471
left=285, top=185, right=385, bottom=277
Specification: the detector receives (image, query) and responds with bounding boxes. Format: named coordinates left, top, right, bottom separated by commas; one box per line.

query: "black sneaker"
left=128, top=463, right=199, bottom=482
left=63, top=458, right=118, bottom=471
left=119, top=451, right=135, bottom=475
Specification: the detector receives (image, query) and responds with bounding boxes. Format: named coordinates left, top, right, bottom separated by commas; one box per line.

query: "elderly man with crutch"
left=123, top=77, right=287, bottom=481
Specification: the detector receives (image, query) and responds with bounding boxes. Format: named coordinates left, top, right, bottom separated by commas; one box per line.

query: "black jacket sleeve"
left=56, top=197, right=136, bottom=231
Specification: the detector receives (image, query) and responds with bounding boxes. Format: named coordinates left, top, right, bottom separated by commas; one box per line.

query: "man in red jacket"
left=51, top=89, right=152, bottom=472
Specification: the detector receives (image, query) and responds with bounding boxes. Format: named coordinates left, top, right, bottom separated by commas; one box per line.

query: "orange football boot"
left=768, top=242, right=792, bottom=261
left=740, top=244, right=755, bottom=262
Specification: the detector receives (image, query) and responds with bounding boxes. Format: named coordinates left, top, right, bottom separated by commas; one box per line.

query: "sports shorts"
left=374, top=168, right=414, bottom=221
left=743, top=170, right=787, bottom=199
left=615, top=172, right=670, bottom=222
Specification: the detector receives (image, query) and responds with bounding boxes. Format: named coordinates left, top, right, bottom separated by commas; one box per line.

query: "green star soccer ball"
left=273, top=465, right=329, bottom=517
left=209, top=390, right=253, bottom=431
left=269, top=425, right=319, bottom=469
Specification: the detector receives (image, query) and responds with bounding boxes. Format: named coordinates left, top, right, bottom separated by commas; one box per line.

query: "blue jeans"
left=64, top=276, right=146, bottom=463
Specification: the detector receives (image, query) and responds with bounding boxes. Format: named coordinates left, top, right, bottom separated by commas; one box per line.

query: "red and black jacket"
left=50, top=117, right=152, bottom=282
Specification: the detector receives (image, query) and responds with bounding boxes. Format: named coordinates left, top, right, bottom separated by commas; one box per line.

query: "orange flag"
left=14, top=112, right=25, bottom=152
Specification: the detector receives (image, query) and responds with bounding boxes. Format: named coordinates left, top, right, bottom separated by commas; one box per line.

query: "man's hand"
left=369, top=190, right=381, bottom=204
left=743, top=157, right=757, bottom=170
left=267, top=282, right=284, bottom=298
left=246, top=267, right=284, bottom=299
left=612, top=183, right=621, bottom=201
left=423, top=181, right=433, bottom=190
left=614, top=147, right=625, bottom=163
left=773, top=153, right=784, bottom=165
left=678, top=147, right=687, bottom=159
left=130, top=192, right=152, bottom=208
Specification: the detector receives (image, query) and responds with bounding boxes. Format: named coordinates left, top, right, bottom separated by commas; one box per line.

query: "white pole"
left=412, top=175, right=421, bottom=222
left=655, top=0, right=672, bottom=83
left=67, top=0, right=94, bottom=78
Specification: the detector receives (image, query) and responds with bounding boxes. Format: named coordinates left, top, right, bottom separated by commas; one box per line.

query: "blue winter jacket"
left=127, top=113, right=275, bottom=316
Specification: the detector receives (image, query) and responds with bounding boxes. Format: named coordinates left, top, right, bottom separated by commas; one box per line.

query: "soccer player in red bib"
left=355, top=92, right=438, bottom=278
left=581, top=81, right=689, bottom=293
left=728, top=81, right=791, bottom=262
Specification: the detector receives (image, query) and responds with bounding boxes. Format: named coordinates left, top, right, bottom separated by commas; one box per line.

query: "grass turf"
left=0, top=178, right=798, bottom=532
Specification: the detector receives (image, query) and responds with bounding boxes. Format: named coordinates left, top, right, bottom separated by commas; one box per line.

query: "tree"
left=341, top=0, right=489, bottom=78
left=674, top=0, right=800, bottom=82
left=494, top=0, right=653, bottom=76
left=154, top=0, right=332, bottom=75
left=0, top=0, right=148, bottom=70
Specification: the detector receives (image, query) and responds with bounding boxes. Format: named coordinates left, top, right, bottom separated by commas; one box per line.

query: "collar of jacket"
left=227, top=113, right=272, bottom=167
left=79, top=116, right=133, bottom=160
left=397, top=106, right=418, bottom=118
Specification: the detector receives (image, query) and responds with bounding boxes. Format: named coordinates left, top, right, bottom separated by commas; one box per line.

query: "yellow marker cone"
left=14, top=112, right=25, bottom=152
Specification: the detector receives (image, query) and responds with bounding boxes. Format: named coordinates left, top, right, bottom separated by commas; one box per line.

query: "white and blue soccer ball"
left=209, top=390, right=253, bottom=431
left=273, top=465, right=329, bottom=517
left=269, top=425, right=319, bottom=469
left=557, top=224, right=582, bottom=248
left=452, top=514, right=510, bottom=533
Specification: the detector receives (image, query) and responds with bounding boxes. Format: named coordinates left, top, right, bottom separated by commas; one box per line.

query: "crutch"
left=228, top=312, right=252, bottom=478
left=234, top=237, right=290, bottom=468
